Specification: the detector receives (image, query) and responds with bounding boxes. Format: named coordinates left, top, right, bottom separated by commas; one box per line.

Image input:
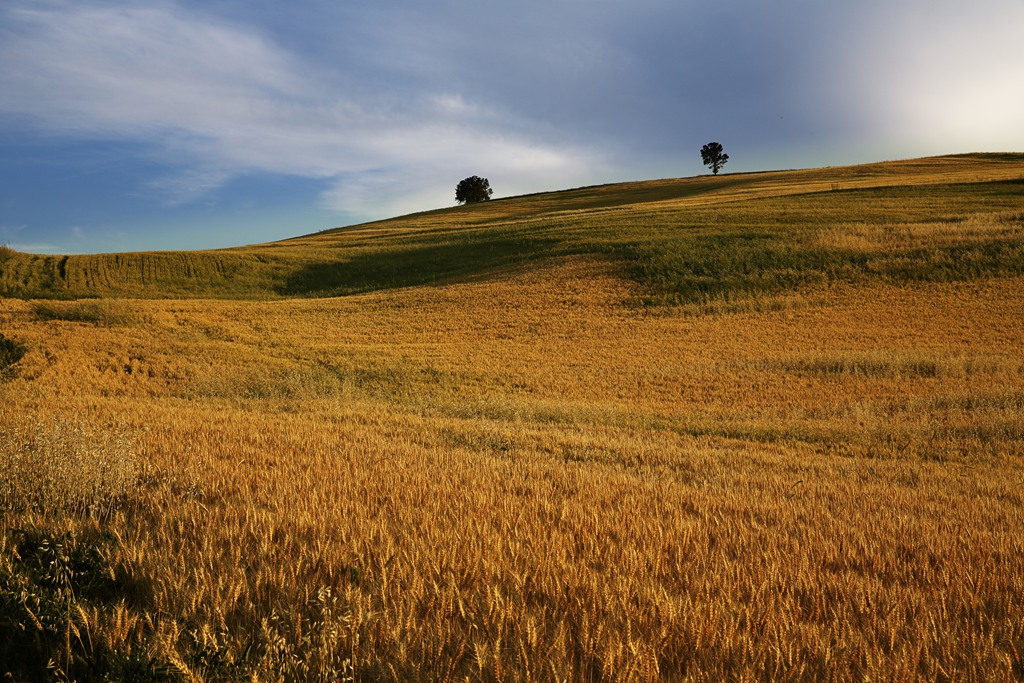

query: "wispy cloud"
left=0, top=0, right=601, bottom=216
left=0, top=3, right=306, bottom=132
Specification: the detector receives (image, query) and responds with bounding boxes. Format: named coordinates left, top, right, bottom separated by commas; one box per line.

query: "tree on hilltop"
left=455, top=176, right=493, bottom=204
left=700, top=142, right=729, bottom=175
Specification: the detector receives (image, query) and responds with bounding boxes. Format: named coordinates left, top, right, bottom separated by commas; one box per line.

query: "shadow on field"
left=279, top=234, right=565, bottom=296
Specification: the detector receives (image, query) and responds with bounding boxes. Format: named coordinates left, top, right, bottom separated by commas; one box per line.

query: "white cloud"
left=320, top=130, right=600, bottom=218
left=0, top=3, right=305, bottom=130
left=0, top=0, right=602, bottom=218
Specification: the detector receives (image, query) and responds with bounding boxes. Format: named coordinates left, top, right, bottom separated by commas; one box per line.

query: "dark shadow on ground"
left=278, top=234, right=567, bottom=296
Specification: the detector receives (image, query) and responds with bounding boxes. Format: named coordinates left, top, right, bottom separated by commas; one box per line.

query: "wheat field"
left=2, top=155, right=1024, bottom=681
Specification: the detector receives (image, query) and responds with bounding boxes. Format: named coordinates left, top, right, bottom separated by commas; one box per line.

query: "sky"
left=1, top=0, right=1022, bottom=254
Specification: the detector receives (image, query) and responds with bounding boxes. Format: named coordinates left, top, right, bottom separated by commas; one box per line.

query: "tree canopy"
left=455, top=176, right=493, bottom=204
left=700, top=142, right=729, bottom=175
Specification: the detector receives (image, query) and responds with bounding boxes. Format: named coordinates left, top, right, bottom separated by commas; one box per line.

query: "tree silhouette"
left=455, top=176, right=493, bottom=204
left=700, top=142, right=729, bottom=175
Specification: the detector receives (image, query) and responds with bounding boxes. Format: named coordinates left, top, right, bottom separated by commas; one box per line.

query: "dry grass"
left=816, top=211, right=1024, bottom=253
left=0, top=418, right=141, bottom=517
left=1, top=156, right=1023, bottom=680
left=2, top=254, right=1023, bottom=680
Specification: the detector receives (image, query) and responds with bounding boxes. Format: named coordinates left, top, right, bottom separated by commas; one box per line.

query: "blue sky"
left=1, top=0, right=1022, bottom=254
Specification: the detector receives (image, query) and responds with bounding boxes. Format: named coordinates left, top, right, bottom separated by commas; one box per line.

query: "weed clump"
left=0, top=333, right=26, bottom=379
left=31, top=299, right=140, bottom=326
left=0, top=526, right=178, bottom=682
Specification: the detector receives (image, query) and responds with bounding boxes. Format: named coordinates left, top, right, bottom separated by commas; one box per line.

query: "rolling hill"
left=2, top=152, right=1022, bottom=303
left=2, top=152, right=1023, bottom=681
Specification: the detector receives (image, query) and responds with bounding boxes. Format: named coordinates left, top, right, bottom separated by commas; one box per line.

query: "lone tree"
left=455, top=176, right=493, bottom=204
left=700, top=142, right=729, bottom=175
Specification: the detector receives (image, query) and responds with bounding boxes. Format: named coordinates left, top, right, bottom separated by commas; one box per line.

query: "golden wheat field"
left=2, top=155, right=1024, bottom=681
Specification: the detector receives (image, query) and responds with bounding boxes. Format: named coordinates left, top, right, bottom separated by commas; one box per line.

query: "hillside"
left=2, top=152, right=1022, bottom=303
left=2, top=153, right=1024, bottom=681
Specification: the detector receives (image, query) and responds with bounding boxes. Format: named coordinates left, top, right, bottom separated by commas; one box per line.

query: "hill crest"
left=1, top=153, right=1022, bottom=302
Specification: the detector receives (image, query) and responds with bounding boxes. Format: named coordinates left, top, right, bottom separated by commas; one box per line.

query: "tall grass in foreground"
left=0, top=419, right=141, bottom=517
left=3, top=400, right=1022, bottom=681
left=0, top=417, right=152, bottom=680
left=3, top=257, right=1024, bottom=680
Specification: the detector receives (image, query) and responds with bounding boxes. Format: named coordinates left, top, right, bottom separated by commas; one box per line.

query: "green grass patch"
left=617, top=181, right=1024, bottom=306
